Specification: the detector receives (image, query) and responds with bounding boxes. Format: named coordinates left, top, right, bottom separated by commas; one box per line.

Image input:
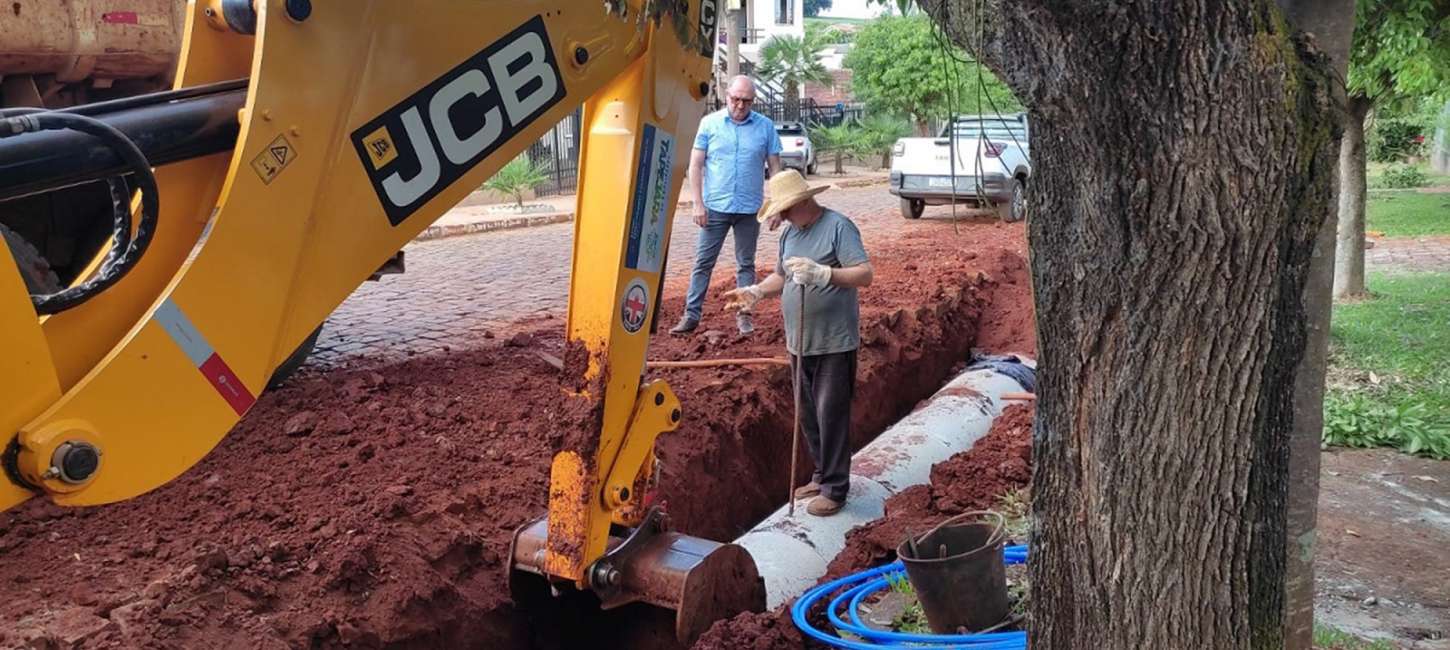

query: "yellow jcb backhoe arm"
left=0, top=0, right=758, bottom=641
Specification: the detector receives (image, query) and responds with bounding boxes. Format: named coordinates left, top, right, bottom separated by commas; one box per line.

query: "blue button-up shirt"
left=694, top=110, right=782, bottom=214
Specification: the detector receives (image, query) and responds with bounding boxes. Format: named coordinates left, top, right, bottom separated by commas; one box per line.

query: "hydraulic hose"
left=791, top=544, right=1029, bottom=649
left=0, top=108, right=160, bottom=315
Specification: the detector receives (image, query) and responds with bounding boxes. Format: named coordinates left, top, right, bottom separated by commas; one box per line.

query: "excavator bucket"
left=508, top=513, right=765, bottom=645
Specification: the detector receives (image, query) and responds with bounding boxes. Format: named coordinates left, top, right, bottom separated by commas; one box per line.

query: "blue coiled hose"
left=790, top=545, right=1029, bottom=649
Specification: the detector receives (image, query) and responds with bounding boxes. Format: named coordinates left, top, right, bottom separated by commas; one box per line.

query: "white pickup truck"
left=889, top=114, right=1031, bottom=222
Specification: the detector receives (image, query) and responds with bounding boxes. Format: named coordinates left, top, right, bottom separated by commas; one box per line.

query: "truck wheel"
left=267, top=325, right=323, bottom=389
left=996, top=179, right=1026, bottom=223
left=1, top=224, right=61, bottom=295
left=900, top=198, right=925, bottom=220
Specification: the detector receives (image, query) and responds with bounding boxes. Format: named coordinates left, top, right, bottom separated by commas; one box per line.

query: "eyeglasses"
left=727, top=95, right=756, bottom=105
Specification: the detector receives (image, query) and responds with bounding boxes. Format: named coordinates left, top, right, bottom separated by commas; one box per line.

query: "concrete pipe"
left=733, top=363, right=1032, bottom=609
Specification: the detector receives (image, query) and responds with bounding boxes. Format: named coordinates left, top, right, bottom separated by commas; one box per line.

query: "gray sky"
left=818, top=0, right=890, bottom=19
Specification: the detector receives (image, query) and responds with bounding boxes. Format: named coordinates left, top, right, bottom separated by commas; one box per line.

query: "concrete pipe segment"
left=734, top=361, right=1034, bottom=608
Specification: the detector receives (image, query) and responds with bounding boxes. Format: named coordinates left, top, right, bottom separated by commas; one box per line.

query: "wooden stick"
left=537, top=350, right=789, bottom=372
left=788, top=288, right=805, bottom=517
left=647, top=357, right=790, bottom=369
left=1000, top=391, right=1037, bottom=401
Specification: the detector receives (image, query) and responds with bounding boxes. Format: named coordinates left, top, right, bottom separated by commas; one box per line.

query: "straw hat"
left=756, top=169, right=829, bottom=222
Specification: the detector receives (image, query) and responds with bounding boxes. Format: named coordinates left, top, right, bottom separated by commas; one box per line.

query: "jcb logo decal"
left=351, top=16, right=566, bottom=226
left=698, top=0, right=718, bottom=56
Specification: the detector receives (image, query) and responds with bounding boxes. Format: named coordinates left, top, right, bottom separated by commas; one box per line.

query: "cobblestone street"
left=312, top=183, right=982, bottom=365
left=312, top=186, right=1450, bottom=368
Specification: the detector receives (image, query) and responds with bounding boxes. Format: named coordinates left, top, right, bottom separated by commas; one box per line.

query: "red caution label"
left=102, top=12, right=140, bottom=24
left=199, top=354, right=256, bottom=416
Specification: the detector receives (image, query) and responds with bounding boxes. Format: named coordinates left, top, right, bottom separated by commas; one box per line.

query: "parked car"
left=889, top=114, right=1031, bottom=222
left=776, top=122, right=818, bottom=176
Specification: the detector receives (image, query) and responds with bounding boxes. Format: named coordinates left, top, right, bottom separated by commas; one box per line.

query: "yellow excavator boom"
left=0, top=0, right=758, bottom=642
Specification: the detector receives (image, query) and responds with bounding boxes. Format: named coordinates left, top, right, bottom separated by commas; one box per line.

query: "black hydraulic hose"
left=0, top=109, right=160, bottom=315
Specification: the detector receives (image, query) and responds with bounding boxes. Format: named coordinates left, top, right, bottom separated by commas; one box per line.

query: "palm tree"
left=814, top=122, right=859, bottom=175
left=855, top=114, right=913, bottom=169
left=483, top=155, right=551, bottom=209
left=756, top=35, right=832, bottom=121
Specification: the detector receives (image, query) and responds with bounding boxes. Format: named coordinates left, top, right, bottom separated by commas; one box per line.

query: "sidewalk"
left=414, top=167, right=888, bottom=242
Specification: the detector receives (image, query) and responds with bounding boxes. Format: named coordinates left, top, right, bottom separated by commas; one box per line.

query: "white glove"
left=785, top=257, right=832, bottom=288
left=723, top=285, right=764, bottom=312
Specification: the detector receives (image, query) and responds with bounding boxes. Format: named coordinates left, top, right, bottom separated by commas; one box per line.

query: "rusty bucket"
left=897, top=511, right=1009, bottom=634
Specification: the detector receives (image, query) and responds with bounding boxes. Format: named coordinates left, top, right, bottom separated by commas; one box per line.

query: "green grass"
left=1313, top=624, right=1397, bottom=650
left=1366, top=192, right=1450, bottom=237
left=1327, top=272, right=1450, bottom=458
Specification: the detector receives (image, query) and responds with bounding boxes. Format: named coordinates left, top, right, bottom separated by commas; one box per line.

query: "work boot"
left=736, top=312, right=755, bottom=335
left=670, top=316, right=698, bottom=335
left=793, top=481, right=821, bottom=499
left=807, top=495, right=844, bottom=517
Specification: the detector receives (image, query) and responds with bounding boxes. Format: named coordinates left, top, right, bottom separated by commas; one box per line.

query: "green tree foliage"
left=844, top=16, right=1020, bottom=134
left=1348, top=0, right=1450, bottom=106
left=756, top=34, right=833, bottom=119
left=483, top=156, right=550, bottom=208
left=804, top=0, right=833, bottom=17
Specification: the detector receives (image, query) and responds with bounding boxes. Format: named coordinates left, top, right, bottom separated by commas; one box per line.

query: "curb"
left=415, top=212, right=574, bottom=241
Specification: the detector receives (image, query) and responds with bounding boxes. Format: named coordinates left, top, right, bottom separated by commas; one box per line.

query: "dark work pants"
left=793, top=350, right=857, bottom=502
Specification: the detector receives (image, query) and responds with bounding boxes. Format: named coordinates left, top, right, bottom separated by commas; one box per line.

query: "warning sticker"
left=620, top=279, right=650, bottom=334
left=250, top=134, right=297, bottom=185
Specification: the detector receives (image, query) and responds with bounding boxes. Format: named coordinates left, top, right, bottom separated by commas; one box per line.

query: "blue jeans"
left=683, top=209, right=760, bottom=322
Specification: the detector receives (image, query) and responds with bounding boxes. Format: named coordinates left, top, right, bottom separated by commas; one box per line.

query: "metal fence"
left=522, top=98, right=865, bottom=197
left=525, top=108, right=582, bottom=197
left=715, top=96, right=867, bottom=128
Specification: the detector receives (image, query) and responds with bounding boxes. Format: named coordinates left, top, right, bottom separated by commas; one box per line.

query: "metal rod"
left=788, top=287, right=805, bottom=517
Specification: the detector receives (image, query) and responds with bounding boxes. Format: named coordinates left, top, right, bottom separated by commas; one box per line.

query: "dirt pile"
left=694, top=404, right=1036, bottom=650
left=0, top=232, right=1031, bottom=649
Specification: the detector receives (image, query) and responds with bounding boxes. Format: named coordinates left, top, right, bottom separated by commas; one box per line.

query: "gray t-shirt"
left=775, top=208, right=869, bottom=356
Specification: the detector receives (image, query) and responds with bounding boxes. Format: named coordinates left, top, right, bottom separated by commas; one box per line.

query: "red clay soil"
left=692, top=404, right=1036, bottom=650
left=0, top=232, right=1031, bottom=650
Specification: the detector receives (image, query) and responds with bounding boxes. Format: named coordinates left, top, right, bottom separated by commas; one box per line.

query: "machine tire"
left=900, top=198, right=925, bottom=220
left=996, top=179, right=1027, bottom=223
left=267, top=325, right=323, bottom=390
left=1, top=224, right=62, bottom=295
left=807, top=157, right=818, bottom=175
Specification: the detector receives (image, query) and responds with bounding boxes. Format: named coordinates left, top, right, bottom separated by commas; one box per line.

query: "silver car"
left=776, top=122, right=818, bottom=176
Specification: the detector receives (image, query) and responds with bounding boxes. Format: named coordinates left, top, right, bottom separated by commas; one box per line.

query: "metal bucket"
left=896, top=511, right=1009, bottom=634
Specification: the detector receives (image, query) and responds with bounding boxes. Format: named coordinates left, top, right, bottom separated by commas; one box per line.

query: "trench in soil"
left=0, top=236, right=1033, bottom=650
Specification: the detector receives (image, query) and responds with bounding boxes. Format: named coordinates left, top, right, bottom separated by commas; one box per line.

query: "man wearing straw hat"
left=724, top=170, right=873, bottom=517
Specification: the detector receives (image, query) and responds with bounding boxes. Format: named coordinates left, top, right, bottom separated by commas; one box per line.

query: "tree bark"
left=917, top=1, right=1354, bottom=648
left=785, top=79, right=801, bottom=122
left=1333, top=97, right=1372, bottom=299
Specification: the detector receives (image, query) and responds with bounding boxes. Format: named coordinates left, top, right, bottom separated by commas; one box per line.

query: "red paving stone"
left=1367, top=236, right=1450, bottom=274
left=312, top=184, right=1004, bottom=366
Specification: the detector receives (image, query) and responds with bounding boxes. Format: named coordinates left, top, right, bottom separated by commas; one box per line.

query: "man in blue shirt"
left=670, top=76, right=782, bottom=335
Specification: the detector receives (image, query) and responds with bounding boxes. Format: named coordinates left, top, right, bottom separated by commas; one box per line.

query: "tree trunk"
left=784, top=80, right=801, bottom=122
left=1333, top=98, right=1372, bottom=299
left=725, top=8, right=741, bottom=80
left=1434, top=98, right=1450, bottom=173
left=833, top=150, right=845, bottom=174
left=918, top=1, right=1354, bottom=648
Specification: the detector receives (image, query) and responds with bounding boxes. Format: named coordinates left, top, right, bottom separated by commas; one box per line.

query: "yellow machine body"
left=0, top=0, right=761, bottom=641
